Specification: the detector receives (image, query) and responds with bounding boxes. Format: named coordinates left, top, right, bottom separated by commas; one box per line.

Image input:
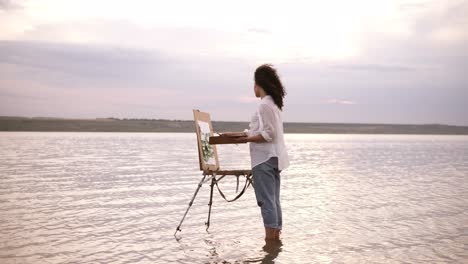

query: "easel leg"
left=205, top=174, right=216, bottom=232
left=174, top=173, right=208, bottom=236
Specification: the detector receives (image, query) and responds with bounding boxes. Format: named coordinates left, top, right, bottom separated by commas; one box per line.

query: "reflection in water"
left=202, top=238, right=283, bottom=264
left=1, top=132, right=467, bottom=263
left=261, top=240, right=283, bottom=264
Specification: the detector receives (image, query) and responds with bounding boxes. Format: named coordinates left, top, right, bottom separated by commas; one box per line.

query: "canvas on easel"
left=193, top=109, right=220, bottom=172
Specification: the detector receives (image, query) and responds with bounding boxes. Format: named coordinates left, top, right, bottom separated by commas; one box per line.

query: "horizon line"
left=0, top=115, right=465, bottom=127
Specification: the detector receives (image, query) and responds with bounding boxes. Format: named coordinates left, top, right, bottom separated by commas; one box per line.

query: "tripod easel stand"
left=174, top=110, right=252, bottom=236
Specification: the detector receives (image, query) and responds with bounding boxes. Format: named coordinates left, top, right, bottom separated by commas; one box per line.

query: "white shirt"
left=245, top=95, right=290, bottom=171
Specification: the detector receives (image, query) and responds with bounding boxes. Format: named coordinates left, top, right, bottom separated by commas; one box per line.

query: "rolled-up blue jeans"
left=252, top=156, right=282, bottom=230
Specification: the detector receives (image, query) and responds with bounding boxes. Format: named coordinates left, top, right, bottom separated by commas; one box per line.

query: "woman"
left=223, top=64, right=289, bottom=241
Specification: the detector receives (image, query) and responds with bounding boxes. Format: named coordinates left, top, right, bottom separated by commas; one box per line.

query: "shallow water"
left=0, top=132, right=467, bottom=263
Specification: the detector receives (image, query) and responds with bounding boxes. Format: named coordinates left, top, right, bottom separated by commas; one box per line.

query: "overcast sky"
left=0, top=0, right=467, bottom=125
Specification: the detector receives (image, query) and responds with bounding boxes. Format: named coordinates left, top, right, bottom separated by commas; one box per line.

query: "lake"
left=0, top=132, right=467, bottom=263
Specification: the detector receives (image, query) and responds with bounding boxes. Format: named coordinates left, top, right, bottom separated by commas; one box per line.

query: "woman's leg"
left=252, top=158, right=280, bottom=240
left=274, top=169, right=282, bottom=239
left=265, top=227, right=277, bottom=240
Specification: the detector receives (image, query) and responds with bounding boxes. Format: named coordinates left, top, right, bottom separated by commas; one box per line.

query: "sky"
left=0, top=0, right=467, bottom=125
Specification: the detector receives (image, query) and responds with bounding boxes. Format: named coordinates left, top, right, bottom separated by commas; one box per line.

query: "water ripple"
left=0, top=132, right=467, bottom=263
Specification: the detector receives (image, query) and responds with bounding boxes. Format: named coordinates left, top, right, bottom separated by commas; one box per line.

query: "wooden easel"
left=174, top=109, right=252, bottom=235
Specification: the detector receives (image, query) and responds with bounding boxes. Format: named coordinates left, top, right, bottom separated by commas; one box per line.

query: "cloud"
left=0, top=39, right=254, bottom=92
left=0, top=40, right=261, bottom=120
left=398, top=2, right=431, bottom=11
left=325, top=99, right=357, bottom=105
left=247, top=28, right=272, bottom=34
left=0, top=0, right=20, bottom=10
left=331, top=64, right=414, bottom=72
left=12, top=20, right=242, bottom=58
left=0, top=90, right=46, bottom=100
left=0, top=40, right=164, bottom=79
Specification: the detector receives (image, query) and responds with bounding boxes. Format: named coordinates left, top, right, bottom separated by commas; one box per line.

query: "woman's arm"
left=231, top=105, right=276, bottom=144
left=257, top=104, right=276, bottom=142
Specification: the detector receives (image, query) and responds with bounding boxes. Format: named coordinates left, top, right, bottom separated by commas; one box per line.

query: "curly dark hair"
left=254, top=64, right=287, bottom=110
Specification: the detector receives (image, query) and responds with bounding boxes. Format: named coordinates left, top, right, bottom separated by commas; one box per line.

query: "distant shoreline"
left=1, top=116, right=467, bottom=135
